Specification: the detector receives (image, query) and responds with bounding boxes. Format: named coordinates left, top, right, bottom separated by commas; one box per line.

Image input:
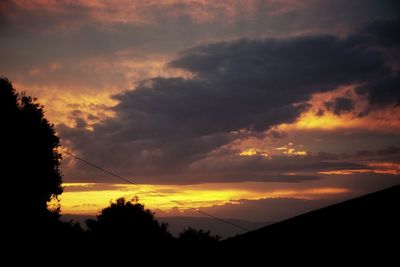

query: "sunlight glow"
left=239, top=148, right=269, bottom=157
left=14, top=82, right=118, bottom=128
left=60, top=182, right=350, bottom=215
left=239, top=148, right=257, bottom=156
left=275, top=143, right=307, bottom=156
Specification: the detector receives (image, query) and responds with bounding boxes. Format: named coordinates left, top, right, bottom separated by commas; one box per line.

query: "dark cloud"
left=325, top=97, right=355, bottom=115
left=170, top=36, right=385, bottom=92
left=355, top=72, right=400, bottom=108
left=267, top=130, right=288, bottom=139
left=74, top=117, right=87, bottom=129
left=353, top=146, right=400, bottom=161
left=377, top=146, right=400, bottom=156
left=111, top=34, right=385, bottom=138
left=315, top=146, right=400, bottom=162
left=351, top=17, right=400, bottom=110
left=1, top=0, right=398, bottom=88
left=361, top=17, right=400, bottom=47
left=315, top=109, right=325, bottom=117
left=183, top=153, right=367, bottom=183
left=59, top=32, right=391, bottom=183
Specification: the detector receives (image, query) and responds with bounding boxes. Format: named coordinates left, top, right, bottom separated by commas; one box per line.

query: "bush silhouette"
left=179, top=227, right=220, bottom=246
left=0, top=77, right=63, bottom=234
left=86, top=197, right=174, bottom=251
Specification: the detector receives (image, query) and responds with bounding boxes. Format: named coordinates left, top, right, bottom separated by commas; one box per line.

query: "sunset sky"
left=1, top=0, right=399, bottom=223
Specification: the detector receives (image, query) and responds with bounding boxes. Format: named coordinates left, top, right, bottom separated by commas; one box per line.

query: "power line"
left=63, top=151, right=250, bottom=233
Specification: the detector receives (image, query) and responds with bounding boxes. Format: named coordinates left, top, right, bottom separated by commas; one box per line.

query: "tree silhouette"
left=86, top=197, right=174, bottom=251
left=0, top=77, right=63, bottom=230
left=176, top=227, right=220, bottom=257
left=179, top=227, right=220, bottom=245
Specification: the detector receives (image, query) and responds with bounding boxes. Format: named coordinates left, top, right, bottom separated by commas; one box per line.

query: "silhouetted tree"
left=177, top=227, right=220, bottom=257
left=179, top=227, right=220, bottom=245
left=86, top=197, right=174, bottom=251
left=0, top=77, right=63, bottom=231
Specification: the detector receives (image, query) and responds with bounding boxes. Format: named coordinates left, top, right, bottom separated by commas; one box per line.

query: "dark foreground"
left=7, top=185, right=400, bottom=263
left=222, top=184, right=400, bottom=262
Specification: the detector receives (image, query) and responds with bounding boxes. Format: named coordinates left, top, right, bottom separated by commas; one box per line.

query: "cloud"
left=355, top=73, right=400, bottom=108
left=2, top=0, right=398, bottom=80
left=324, top=97, right=355, bottom=115
left=344, top=146, right=400, bottom=163
left=351, top=17, right=400, bottom=110
left=376, top=146, right=400, bottom=157
left=361, top=17, right=400, bottom=47
left=2, top=1, right=398, bottom=134
left=59, top=32, right=393, bottom=184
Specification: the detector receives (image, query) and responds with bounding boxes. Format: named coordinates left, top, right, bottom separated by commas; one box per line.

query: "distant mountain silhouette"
left=222, top=185, right=400, bottom=262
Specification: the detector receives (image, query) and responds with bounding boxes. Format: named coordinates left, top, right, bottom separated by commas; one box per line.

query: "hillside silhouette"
left=222, top=185, right=400, bottom=262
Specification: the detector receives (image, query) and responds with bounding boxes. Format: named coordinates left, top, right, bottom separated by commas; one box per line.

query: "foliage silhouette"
left=178, top=227, right=220, bottom=245
left=1, top=77, right=63, bottom=233
left=86, top=197, right=174, bottom=251
left=177, top=227, right=221, bottom=256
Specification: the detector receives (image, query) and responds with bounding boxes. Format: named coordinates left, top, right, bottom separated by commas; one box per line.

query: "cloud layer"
left=1, top=0, right=398, bottom=185
left=60, top=24, right=399, bottom=183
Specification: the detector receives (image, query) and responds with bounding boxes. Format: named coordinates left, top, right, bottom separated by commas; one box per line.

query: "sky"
left=1, top=0, right=399, bottom=223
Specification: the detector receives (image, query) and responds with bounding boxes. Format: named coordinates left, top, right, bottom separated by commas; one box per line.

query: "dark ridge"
left=221, top=184, right=400, bottom=261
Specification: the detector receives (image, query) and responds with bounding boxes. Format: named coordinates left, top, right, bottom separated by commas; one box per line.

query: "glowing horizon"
left=59, top=182, right=351, bottom=215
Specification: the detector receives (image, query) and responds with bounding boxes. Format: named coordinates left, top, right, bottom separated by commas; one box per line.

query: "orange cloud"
left=319, top=162, right=400, bottom=175
left=12, top=52, right=190, bottom=129
left=275, top=142, right=307, bottom=156
left=281, top=108, right=400, bottom=132
left=13, top=82, right=118, bottom=128
left=278, top=86, right=400, bottom=132
left=7, top=0, right=303, bottom=29
left=239, top=148, right=270, bottom=157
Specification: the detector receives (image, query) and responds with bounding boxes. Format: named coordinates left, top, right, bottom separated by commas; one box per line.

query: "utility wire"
left=64, top=151, right=250, bottom=232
